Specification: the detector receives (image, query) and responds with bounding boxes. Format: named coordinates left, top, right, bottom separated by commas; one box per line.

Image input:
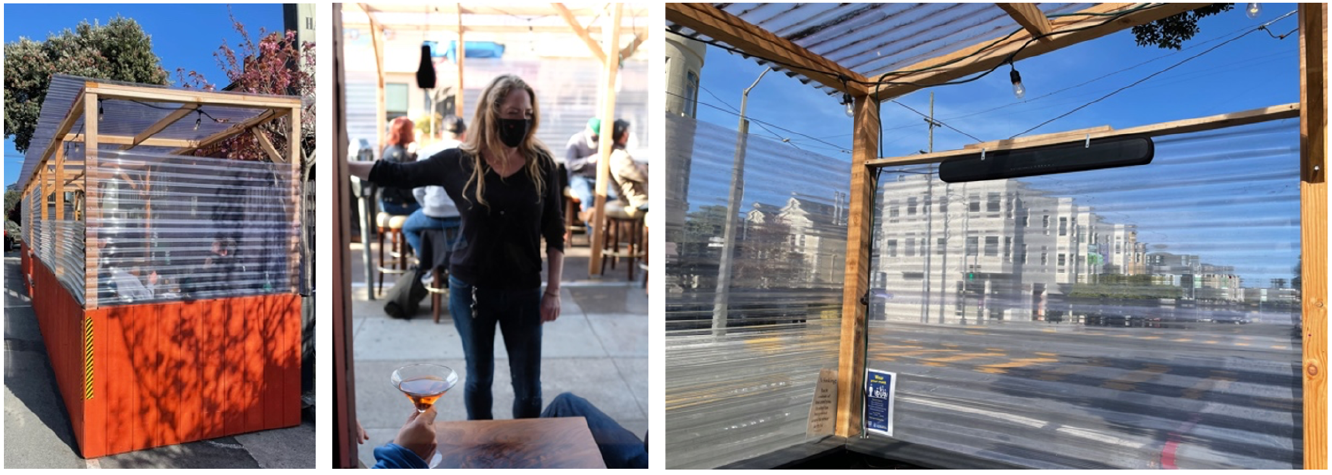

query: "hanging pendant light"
left=416, top=7, right=436, bottom=89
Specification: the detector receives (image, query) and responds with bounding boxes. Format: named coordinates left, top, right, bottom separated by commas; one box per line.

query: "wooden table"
left=433, top=417, right=606, bottom=468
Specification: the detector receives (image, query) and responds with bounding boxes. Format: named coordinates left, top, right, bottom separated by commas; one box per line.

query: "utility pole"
left=922, top=92, right=939, bottom=324
left=713, top=67, right=770, bottom=336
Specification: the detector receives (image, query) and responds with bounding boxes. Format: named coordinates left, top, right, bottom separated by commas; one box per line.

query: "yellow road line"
left=977, top=357, right=1057, bottom=374
left=1100, top=363, right=1169, bottom=391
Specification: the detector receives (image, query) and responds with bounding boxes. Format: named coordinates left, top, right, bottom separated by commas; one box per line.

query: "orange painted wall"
left=27, top=255, right=302, bottom=458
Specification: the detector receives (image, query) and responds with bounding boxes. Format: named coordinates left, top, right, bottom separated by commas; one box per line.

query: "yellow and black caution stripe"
left=83, top=318, right=94, bottom=400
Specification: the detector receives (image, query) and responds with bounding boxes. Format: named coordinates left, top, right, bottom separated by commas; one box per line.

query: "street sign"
left=863, top=368, right=897, bottom=437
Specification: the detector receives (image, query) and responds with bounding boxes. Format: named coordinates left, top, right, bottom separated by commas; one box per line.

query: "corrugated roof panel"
left=670, top=3, right=1097, bottom=95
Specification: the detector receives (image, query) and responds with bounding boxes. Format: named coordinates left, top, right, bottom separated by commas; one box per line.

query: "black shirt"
left=369, top=147, right=564, bottom=290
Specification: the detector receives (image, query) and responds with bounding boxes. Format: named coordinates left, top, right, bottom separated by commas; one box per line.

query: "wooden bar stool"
left=599, top=203, right=645, bottom=280
left=421, top=227, right=460, bottom=324
left=563, top=187, right=584, bottom=246
left=375, top=211, right=411, bottom=297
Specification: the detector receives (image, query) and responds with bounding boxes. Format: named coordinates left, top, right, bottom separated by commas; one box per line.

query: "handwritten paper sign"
left=863, top=368, right=897, bottom=437
left=805, top=368, right=838, bottom=439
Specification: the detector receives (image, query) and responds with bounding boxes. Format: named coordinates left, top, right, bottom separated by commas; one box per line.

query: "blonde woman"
left=350, top=75, right=564, bottom=420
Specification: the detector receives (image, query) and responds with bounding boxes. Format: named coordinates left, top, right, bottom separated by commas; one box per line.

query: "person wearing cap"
left=401, top=115, right=466, bottom=258
left=565, top=118, right=618, bottom=224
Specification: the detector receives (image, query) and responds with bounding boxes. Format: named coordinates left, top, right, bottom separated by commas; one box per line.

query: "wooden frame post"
left=333, top=4, right=360, bottom=468
left=456, top=4, right=465, bottom=119
left=588, top=3, right=622, bottom=275
left=1299, top=3, right=1327, bottom=469
left=836, top=94, right=879, bottom=438
left=84, top=92, right=99, bottom=309
left=365, top=3, right=386, bottom=156
left=53, top=143, right=65, bottom=282
left=290, top=106, right=303, bottom=293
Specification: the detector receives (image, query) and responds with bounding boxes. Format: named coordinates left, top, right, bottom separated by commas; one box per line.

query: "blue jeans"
left=379, top=199, right=419, bottom=216
left=569, top=175, right=616, bottom=213
left=448, top=276, right=543, bottom=420
left=541, top=393, right=648, bottom=469
left=401, top=212, right=460, bottom=256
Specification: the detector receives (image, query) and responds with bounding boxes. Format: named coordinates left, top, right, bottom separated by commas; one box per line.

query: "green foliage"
left=1067, top=275, right=1184, bottom=300
left=4, top=190, right=19, bottom=216
left=1131, top=4, right=1234, bottom=50
left=4, top=16, right=169, bottom=152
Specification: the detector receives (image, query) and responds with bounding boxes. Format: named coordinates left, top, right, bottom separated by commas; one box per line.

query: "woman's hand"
left=541, top=290, right=561, bottom=323
left=393, top=407, right=438, bottom=462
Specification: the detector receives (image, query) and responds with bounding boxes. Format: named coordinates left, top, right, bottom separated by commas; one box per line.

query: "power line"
left=1009, top=9, right=1297, bottom=138
left=667, top=90, right=852, bottom=154
left=889, top=100, right=983, bottom=143
left=697, top=83, right=806, bottom=152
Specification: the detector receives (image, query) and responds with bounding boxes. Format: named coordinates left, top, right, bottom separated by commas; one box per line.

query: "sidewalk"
left=349, top=235, right=648, bottom=467
left=3, top=252, right=315, bottom=468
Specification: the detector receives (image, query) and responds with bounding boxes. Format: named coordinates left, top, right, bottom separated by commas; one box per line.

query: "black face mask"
left=497, top=118, right=531, bottom=148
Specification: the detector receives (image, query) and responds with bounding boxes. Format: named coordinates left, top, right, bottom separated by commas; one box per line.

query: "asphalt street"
left=665, top=318, right=1302, bottom=469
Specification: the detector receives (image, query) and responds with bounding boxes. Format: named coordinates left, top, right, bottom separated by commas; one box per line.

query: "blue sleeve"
left=370, top=443, right=429, bottom=469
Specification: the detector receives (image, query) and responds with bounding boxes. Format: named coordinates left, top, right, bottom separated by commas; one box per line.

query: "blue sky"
left=4, top=3, right=285, bottom=187
left=689, top=4, right=1303, bottom=286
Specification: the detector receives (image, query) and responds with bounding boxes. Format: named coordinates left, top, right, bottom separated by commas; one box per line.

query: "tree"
left=4, top=16, right=169, bottom=153
left=1132, top=4, right=1234, bottom=50
left=177, top=8, right=315, bottom=172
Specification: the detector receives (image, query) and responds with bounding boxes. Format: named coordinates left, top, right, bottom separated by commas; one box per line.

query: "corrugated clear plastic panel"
left=54, top=220, right=86, bottom=305
left=665, top=113, right=847, bottom=468
left=849, top=119, right=1302, bottom=468
left=86, top=151, right=299, bottom=306
left=460, top=58, right=651, bottom=160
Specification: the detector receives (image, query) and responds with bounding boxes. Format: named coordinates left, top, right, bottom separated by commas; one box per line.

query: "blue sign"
left=863, top=368, right=897, bottom=437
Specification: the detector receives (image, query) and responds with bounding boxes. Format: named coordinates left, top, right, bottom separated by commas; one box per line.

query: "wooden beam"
left=172, top=108, right=287, bottom=155
left=836, top=93, right=879, bottom=438
left=254, top=128, right=284, bottom=163
left=1300, top=3, right=1327, bottom=470
left=457, top=3, right=466, bottom=118
left=667, top=3, right=868, bottom=95
left=554, top=3, right=609, bottom=64
left=964, top=125, right=1113, bottom=149
left=29, top=92, right=85, bottom=190
left=121, top=104, right=195, bottom=150
left=84, top=92, right=99, bottom=310
left=85, top=83, right=299, bottom=110
left=869, top=3, right=1207, bottom=101
left=588, top=3, right=622, bottom=274
left=65, top=133, right=199, bottom=148
left=619, top=29, right=649, bottom=60
left=869, top=103, right=1301, bottom=168
left=341, top=22, right=611, bottom=35
left=998, top=3, right=1054, bottom=41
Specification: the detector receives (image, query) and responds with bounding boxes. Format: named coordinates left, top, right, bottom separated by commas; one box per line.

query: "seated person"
left=606, top=120, right=649, bottom=219
left=541, top=392, right=648, bottom=469
left=182, top=237, right=240, bottom=298
left=566, top=118, right=618, bottom=224
left=107, top=261, right=159, bottom=302
left=403, top=116, right=465, bottom=261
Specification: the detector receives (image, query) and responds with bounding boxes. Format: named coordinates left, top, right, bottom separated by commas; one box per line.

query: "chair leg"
left=377, top=227, right=386, bottom=296
left=432, top=267, right=442, bottom=324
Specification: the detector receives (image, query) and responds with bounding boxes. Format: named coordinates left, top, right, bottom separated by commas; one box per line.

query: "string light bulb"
left=1246, top=3, right=1260, bottom=19
left=843, top=93, right=854, bottom=117
left=98, top=99, right=104, bottom=121
left=194, top=110, right=202, bottom=131
left=1009, top=63, right=1026, bottom=100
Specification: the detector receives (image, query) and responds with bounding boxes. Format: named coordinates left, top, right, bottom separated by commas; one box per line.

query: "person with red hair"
left=380, top=116, right=421, bottom=215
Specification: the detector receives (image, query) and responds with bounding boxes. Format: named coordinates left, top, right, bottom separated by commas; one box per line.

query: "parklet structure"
left=16, top=75, right=305, bottom=458
left=665, top=2, right=1325, bottom=469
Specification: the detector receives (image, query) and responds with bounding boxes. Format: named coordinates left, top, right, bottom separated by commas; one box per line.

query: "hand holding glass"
left=392, top=364, right=459, bottom=413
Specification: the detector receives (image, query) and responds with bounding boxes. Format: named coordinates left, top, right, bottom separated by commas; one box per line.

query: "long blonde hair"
left=458, top=74, right=552, bottom=208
